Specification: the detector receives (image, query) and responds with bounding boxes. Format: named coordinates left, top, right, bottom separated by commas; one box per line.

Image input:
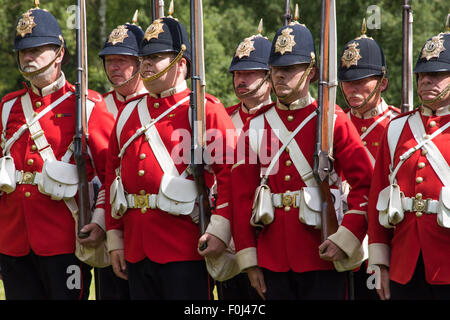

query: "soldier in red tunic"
left=368, top=31, right=450, bottom=300
left=0, top=5, right=114, bottom=299
left=231, top=21, right=373, bottom=300
left=105, top=16, right=235, bottom=299
left=99, top=20, right=147, bottom=119
left=337, top=21, right=400, bottom=300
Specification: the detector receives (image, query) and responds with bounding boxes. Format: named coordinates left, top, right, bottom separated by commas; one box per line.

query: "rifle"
left=152, top=0, right=165, bottom=20
left=401, top=0, right=413, bottom=113
left=74, top=0, right=91, bottom=238
left=190, top=0, right=210, bottom=251
left=283, top=0, right=291, bottom=26
left=313, top=0, right=339, bottom=244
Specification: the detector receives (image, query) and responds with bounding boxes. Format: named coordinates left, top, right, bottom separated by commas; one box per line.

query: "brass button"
left=33, top=112, right=38, bottom=117
left=35, top=101, right=42, bottom=108
left=138, top=170, right=145, bottom=176
left=418, top=162, right=426, bottom=169
left=139, top=153, right=146, bottom=160
left=429, top=121, right=436, bottom=128
left=416, top=193, right=423, bottom=200
left=284, top=175, right=291, bottom=182
left=145, top=135, right=150, bottom=141
left=421, top=149, right=428, bottom=156
left=361, top=126, right=367, bottom=133
left=141, top=208, right=147, bottom=214
left=24, top=191, right=31, bottom=198
left=287, top=115, right=294, bottom=122
left=371, top=109, right=378, bottom=116
left=285, top=160, right=292, bottom=167
left=363, top=141, right=367, bottom=146
left=139, top=190, right=146, bottom=195
left=285, top=147, right=290, bottom=153
left=424, top=134, right=430, bottom=140
left=31, top=144, right=37, bottom=151
left=372, top=142, right=379, bottom=147
left=416, top=177, right=423, bottom=184
left=416, top=211, right=423, bottom=217
left=284, top=206, right=291, bottom=212
left=153, top=103, right=160, bottom=109
left=27, top=159, right=34, bottom=166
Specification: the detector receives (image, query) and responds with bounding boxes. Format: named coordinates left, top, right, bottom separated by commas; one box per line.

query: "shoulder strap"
left=103, top=93, right=118, bottom=118
left=230, top=109, right=244, bottom=131
left=387, top=115, right=409, bottom=167
left=249, top=112, right=265, bottom=159
left=1, top=97, right=18, bottom=150
left=116, top=98, right=141, bottom=149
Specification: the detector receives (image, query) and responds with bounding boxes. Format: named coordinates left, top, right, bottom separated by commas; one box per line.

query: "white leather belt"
left=402, top=196, right=439, bottom=214
left=126, top=193, right=157, bottom=210
left=15, top=170, right=41, bottom=185
left=272, top=190, right=301, bottom=208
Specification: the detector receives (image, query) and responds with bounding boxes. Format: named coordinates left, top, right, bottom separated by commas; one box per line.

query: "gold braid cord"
left=419, top=82, right=450, bottom=107
left=235, top=70, right=271, bottom=98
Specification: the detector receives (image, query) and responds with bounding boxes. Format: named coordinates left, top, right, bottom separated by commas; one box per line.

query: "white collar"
left=421, top=104, right=450, bottom=117
left=276, top=92, right=314, bottom=110
left=351, top=99, right=388, bottom=119
left=31, top=72, right=66, bottom=97
left=149, top=81, right=188, bottom=99
left=242, top=97, right=272, bottom=114
left=116, top=87, right=148, bottom=102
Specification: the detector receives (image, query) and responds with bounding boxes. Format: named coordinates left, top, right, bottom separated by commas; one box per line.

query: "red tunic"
left=232, top=100, right=373, bottom=273
left=368, top=106, right=450, bottom=285
left=0, top=81, right=114, bottom=256
left=105, top=88, right=235, bottom=263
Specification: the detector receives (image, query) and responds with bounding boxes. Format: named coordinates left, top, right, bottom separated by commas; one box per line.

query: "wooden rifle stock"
left=314, top=0, right=339, bottom=243
left=75, top=0, right=91, bottom=239
left=190, top=0, right=211, bottom=251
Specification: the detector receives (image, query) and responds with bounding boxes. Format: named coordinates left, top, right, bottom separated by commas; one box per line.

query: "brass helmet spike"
left=132, top=9, right=139, bottom=25
left=35, top=0, right=40, bottom=8
left=168, top=0, right=174, bottom=17
left=257, top=18, right=263, bottom=35
left=294, top=3, right=299, bottom=22
left=360, top=18, right=367, bottom=38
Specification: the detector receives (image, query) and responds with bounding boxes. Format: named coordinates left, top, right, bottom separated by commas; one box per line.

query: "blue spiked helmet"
left=228, top=20, right=272, bottom=72
left=99, top=24, right=144, bottom=57
left=14, top=6, right=69, bottom=64
left=269, top=22, right=316, bottom=67
left=414, top=32, right=450, bottom=73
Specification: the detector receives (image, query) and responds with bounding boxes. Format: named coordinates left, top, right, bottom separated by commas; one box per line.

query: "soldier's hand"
left=111, top=249, right=128, bottom=280
left=197, top=233, right=226, bottom=257
left=376, top=265, right=391, bottom=300
left=77, top=223, right=106, bottom=248
left=247, top=267, right=266, bottom=300
left=318, top=239, right=348, bottom=261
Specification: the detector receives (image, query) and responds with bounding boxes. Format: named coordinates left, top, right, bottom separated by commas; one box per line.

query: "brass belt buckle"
left=282, top=193, right=296, bottom=208
left=21, top=171, right=35, bottom=184
left=412, top=198, right=428, bottom=213
left=134, top=194, right=148, bottom=209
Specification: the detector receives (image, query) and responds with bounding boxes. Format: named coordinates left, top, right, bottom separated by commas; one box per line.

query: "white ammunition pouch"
left=298, top=187, right=343, bottom=229
left=36, top=160, right=79, bottom=201
left=437, top=187, right=450, bottom=229
left=250, top=184, right=274, bottom=227
left=110, top=175, right=128, bottom=219
left=376, top=184, right=404, bottom=228
left=0, top=155, right=16, bottom=194
left=157, top=174, right=198, bottom=216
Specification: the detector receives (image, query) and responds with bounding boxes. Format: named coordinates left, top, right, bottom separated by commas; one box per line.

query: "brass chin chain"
left=234, top=71, right=271, bottom=99
left=419, top=83, right=450, bottom=107
left=109, top=67, right=141, bottom=89
left=273, top=53, right=316, bottom=105
left=18, top=37, right=65, bottom=78
left=341, top=67, right=386, bottom=111
left=140, top=44, right=186, bottom=83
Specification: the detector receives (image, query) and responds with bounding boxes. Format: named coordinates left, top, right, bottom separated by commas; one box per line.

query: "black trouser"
left=262, top=268, right=347, bottom=300
left=0, top=251, right=92, bottom=300
left=126, top=258, right=213, bottom=300
left=94, top=266, right=130, bottom=300
left=217, top=272, right=262, bottom=300
left=353, top=262, right=379, bottom=300
left=390, top=253, right=450, bottom=300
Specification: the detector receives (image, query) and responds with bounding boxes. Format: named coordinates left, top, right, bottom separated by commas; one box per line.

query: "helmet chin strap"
left=272, top=52, right=315, bottom=105
left=104, top=60, right=141, bottom=90
left=233, top=70, right=270, bottom=99
left=140, top=44, right=186, bottom=84
left=18, top=36, right=65, bottom=78
left=419, top=82, right=450, bottom=107
left=340, top=67, right=386, bottom=111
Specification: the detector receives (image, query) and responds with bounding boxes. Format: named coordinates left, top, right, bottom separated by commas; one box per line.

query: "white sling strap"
left=387, top=115, right=410, bottom=168
left=1, top=97, right=18, bottom=150
left=360, top=110, right=393, bottom=141
left=263, top=107, right=317, bottom=186
left=249, top=113, right=265, bottom=159
left=116, top=98, right=141, bottom=148
left=103, top=93, right=119, bottom=118
left=230, top=109, right=244, bottom=131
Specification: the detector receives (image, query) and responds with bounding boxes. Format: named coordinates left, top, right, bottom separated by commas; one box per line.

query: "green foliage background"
left=0, top=0, right=448, bottom=108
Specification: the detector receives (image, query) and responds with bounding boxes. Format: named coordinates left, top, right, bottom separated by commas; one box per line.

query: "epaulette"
left=226, top=103, right=240, bottom=116
left=205, top=93, right=221, bottom=105
left=102, top=90, right=115, bottom=98
left=252, top=102, right=276, bottom=118
left=1, top=85, right=28, bottom=105
left=87, top=89, right=104, bottom=104
left=127, top=92, right=148, bottom=103
left=388, top=105, right=401, bottom=115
